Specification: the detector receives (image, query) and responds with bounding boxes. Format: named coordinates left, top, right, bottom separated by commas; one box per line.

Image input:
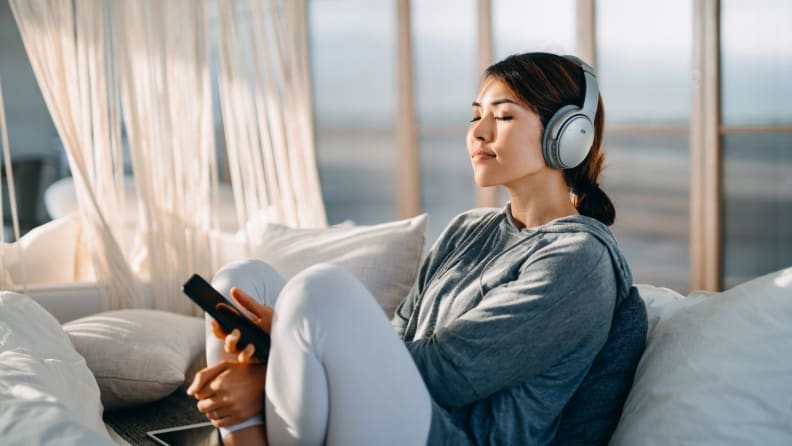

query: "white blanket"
left=0, top=291, right=113, bottom=445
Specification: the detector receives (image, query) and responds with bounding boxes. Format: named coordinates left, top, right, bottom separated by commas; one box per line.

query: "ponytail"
left=564, top=98, right=615, bottom=226
left=570, top=181, right=615, bottom=226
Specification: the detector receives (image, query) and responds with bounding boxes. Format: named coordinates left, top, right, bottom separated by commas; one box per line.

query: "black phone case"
left=182, top=274, right=270, bottom=360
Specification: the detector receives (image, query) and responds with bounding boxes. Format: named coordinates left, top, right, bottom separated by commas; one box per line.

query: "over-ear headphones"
left=541, top=55, right=599, bottom=169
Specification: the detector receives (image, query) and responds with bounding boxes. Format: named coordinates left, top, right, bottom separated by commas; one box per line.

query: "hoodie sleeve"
left=404, top=234, right=618, bottom=408
left=392, top=210, right=496, bottom=338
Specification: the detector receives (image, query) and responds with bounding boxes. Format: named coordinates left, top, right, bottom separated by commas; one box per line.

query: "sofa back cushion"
left=553, top=286, right=647, bottom=445
left=244, top=214, right=428, bottom=319
left=609, top=267, right=792, bottom=446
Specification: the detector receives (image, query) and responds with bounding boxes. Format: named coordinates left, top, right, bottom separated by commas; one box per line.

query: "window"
left=4, top=0, right=788, bottom=292
left=309, top=0, right=398, bottom=225
left=413, top=0, right=477, bottom=241
left=493, top=0, right=575, bottom=59
left=596, top=0, right=693, bottom=292
left=720, top=0, right=792, bottom=288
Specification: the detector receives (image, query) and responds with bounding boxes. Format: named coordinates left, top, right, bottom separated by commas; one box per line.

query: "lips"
left=471, top=149, right=496, bottom=162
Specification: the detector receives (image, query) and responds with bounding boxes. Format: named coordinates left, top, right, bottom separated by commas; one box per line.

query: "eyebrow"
left=471, top=98, right=520, bottom=107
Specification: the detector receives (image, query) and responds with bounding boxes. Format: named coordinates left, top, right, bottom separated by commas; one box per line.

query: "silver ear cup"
left=555, top=114, right=594, bottom=168
left=541, top=104, right=578, bottom=169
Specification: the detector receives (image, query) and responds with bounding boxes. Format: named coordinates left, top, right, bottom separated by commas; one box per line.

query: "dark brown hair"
left=485, top=52, right=615, bottom=226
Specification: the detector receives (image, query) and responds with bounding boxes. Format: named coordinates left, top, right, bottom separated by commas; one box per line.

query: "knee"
left=212, top=259, right=280, bottom=288
left=211, top=259, right=283, bottom=300
left=275, top=263, right=367, bottom=322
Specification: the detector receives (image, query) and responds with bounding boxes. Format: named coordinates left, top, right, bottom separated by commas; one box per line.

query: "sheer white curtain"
left=216, top=0, right=325, bottom=230
left=10, top=0, right=144, bottom=310
left=110, top=0, right=219, bottom=314
left=0, top=79, right=22, bottom=292
left=9, top=0, right=325, bottom=313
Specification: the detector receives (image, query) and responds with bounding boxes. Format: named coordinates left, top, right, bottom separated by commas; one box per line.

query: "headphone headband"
left=563, top=55, right=599, bottom=120
left=541, top=55, right=600, bottom=169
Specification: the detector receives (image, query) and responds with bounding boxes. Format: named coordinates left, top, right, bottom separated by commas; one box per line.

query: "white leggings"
left=206, top=259, right=432, bottom=446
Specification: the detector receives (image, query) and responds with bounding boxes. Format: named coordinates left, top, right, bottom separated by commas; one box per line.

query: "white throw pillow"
left=1, top=215, right=83, bottom=286
left=635, top=283, right=706, bottom=343
left=0, top=291, right=112, bottom=444
left=244, top=214, right=428, bottom=318
left=63, top=309, right=205, bottom=410
left=611, top=267, right=792, bottom=446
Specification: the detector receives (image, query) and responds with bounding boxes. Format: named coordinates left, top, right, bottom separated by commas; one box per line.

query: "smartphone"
left=182, top=273, right=270, bottom=360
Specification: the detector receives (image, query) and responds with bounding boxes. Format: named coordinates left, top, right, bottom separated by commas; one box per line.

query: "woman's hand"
left=186, top=360, right=267, bottom=428
left=210, top=287, right=275, bottom=362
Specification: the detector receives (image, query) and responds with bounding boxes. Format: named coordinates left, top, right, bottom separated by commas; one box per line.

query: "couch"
left=1, top=214, right=790, bottom=445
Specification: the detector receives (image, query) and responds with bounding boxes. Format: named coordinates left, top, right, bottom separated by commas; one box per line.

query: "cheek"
left=465, top=127, right=475, bottom=149
left=502, top=128, right=546, bottom=168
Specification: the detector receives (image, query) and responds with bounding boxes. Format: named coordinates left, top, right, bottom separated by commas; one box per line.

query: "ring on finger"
left=211, top=410, right=219, bottom=418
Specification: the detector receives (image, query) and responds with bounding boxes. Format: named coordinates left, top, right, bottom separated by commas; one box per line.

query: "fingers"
left=186, top=361, right=229, bottom=398
left=237, top=343, right=256, bottom=364
left=210, top=319, right=227, bottom=340
left=197, top=396, right=226, bottom=414
left=222, top=328, right=260, bottom=363
left=224, top=329, right=241, bottom=354
left=229, top=287, right=265, bottom=316
left=197, top=399, right=237, bottom=427
left=191, top=362, right=268, bottom=428
left=230, top=288, right=274, bottom=332
left=201, top=402, right=258, bottom=428
left=195, top=384, right=256, bottom=428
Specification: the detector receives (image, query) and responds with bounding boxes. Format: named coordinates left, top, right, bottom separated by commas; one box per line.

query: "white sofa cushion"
left=63, top=309, right=205, bottom=410
left=0, top=291, right=112, bottom=444
left=242, top=214, right=428, bottom=319
left=611, top=267, right=792, bottom=446
left=2, top=215, right=83, bottom=286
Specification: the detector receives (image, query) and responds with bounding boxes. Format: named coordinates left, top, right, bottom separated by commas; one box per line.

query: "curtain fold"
left=10, top=0, right=144, bottom=310
left=8, top=0, right=325, bottom=313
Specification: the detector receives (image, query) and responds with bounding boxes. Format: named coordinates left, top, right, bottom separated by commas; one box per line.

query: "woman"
left=187, top=52, right=647, bottom=445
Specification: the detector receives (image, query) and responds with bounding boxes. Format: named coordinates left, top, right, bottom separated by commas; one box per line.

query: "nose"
left=471, top=114, right=493, bottom=143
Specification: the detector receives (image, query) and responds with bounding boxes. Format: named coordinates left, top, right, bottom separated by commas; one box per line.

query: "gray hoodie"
left=392, top=204, right=638, bottom=445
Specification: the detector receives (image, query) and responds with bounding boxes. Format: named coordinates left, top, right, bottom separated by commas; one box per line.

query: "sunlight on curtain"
left=9, top=0, right=325, bottom=313
left=216, top=0, right=325, bottom=231
left=111, top=0, right=219, bottom=313
left=10, top=0, right=145, bottom=310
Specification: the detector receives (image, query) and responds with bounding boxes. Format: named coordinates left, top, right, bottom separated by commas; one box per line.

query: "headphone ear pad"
left=542, top=105, right=579, bottom=169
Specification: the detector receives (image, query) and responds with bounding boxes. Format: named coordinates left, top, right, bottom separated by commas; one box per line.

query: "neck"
left=505, top=170, right=578, bottom=228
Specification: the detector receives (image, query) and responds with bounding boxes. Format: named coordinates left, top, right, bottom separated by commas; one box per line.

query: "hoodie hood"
left=502, top=203, right=635, bottom=307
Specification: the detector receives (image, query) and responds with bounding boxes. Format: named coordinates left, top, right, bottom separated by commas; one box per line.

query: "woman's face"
left=467, top=77, right=547, bottom=188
